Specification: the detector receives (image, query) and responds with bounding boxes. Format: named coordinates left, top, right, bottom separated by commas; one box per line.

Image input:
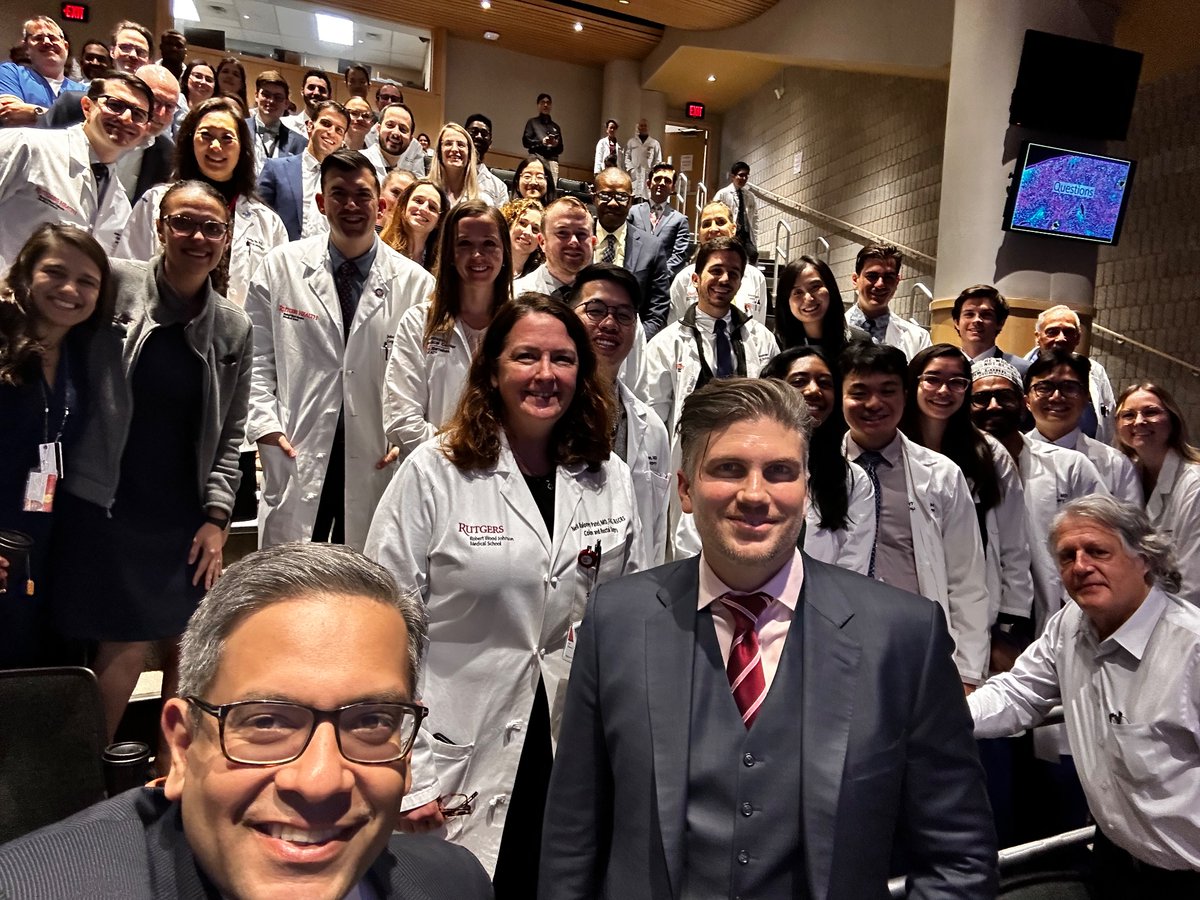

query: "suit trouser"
left=311, top=412, right=345, bottom=544
left=1092, top=830, right=1200, bottom=899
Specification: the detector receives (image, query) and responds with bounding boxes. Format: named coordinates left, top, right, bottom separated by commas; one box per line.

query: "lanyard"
left=39, top=353, right=75, bottom=444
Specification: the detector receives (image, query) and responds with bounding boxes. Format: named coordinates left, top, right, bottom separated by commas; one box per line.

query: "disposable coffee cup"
left=0, top=530, right=32, bottom=589
left=103, top=741, right=153, bottom=797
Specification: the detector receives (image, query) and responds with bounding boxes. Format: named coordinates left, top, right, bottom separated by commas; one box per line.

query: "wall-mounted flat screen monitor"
left=1003, top=142, right=1134, bottom=244
left=1010, top=30, right=1142, bottom=141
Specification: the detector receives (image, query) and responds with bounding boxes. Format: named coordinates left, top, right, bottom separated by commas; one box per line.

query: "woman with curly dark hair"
left=366, top=292, right=644, bottom=894
left=0, top=224, right=108, bottom=666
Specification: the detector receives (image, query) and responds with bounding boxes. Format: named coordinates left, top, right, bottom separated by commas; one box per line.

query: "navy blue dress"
left=0, top=344, right=86, bottom=667
left=52, top=324, right=206, bottom=642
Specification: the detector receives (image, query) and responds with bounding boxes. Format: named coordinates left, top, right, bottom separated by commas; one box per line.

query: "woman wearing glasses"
left=342, top=96, right=375, bottom=152
left=0, top=224, right=108, bottom=667
left=901, top=344, right=1033, bottom=671
left=429, top=122, right=482, bottom=207
left=383, top=201, right=511, bottom=460
left=50, top=180, right=252, bottom=743
left=1116, top=382, right=1200, bottom=605
left=366, top=293, right=643, bottom=895
left=119, top=98, right=288, bottom=307
left=510, top=155, right=556, bottom=206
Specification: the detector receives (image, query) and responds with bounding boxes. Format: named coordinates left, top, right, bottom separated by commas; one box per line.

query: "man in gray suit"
left=541, top=378, right=998, bottom=899
left=0, top=543, right=492, bottom=899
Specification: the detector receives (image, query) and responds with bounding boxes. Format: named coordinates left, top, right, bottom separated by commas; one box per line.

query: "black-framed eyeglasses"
left=577, top=299, right=637, bottom=327
left=594, top=190, right=631, bottom=204
left=162, top=215, right=230, bottom=241
left=970, top=389, right=1022, bottom=408
left=917, top=373, right=971, bottom=394
left=96, top=94, right=150, bottom=126
left=187, top=697, right=429, bottom=765
left=1030, top=379, right=1086, bottom=399
left=439, top=791, right=478, bottom=818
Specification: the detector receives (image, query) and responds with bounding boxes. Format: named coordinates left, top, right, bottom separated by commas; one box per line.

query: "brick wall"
left=721, top=66, right=948, bottom=323
left=1095, top=65, right=1200, bottom=429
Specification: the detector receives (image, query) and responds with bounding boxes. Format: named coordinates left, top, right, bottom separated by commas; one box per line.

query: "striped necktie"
left=719, top=591, right=772, bottom=728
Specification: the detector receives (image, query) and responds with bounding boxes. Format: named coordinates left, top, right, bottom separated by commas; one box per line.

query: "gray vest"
left=682, top=608, right=808, bottom=899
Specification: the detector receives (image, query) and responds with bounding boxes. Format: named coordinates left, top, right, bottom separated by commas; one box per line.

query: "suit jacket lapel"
left=800, top=558, right=861, bottom=900
left=646, top=558, right=700, bottom=899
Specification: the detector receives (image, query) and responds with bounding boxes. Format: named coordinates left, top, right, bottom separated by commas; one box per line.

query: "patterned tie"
left=601, top=233, right=617, bottom=264
left=857, top=450, right=885, bottom=578
left=719, top=592, right=772, bottom=728
left=863, top=316, right=883, bottom=343
left=334, top=259, right=359, bottom=341
left=714, top=318, right=734, bottom=378
left=650, top=204, right=663, bottom=229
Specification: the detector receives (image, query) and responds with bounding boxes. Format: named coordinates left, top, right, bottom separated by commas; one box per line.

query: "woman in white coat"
left=117, top=98, right=288, bottom=307
left=902, top=344, right=1033, bottom=669
left=1116, top=382, right=1200, bottom=606
left=382, top=200, right=512, bottom=456
left=365, top=293, right=644, bottom=894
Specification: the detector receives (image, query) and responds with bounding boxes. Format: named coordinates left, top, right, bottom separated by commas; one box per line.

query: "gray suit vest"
left=682, top=608, right=809, bottom=899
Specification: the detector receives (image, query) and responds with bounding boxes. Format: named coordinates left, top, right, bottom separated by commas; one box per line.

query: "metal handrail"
left=674, top=172, right=689, bottom=211
left=693, top=181, right=708, bottom=235
left=773, top=220, right=793, bottom=298
left=887, top=825, right=1095, bottom=898
left=750, top=183, right=937, bottom=270
left=1092, top=324, right=1200, bottom=378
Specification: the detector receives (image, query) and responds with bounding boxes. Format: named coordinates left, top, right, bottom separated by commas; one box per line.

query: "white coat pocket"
left=429, top=736, right=475, bottom=842
left=258, top=443, right=296, bottom=506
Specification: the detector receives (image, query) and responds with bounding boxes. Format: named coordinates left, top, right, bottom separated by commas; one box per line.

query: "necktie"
left=864, top=316, right=884, bottom=343
left=601, top=233, right=617, bottom=264
left=334, top=260, right=359, bottom=340
left=735, top=187, right=748, bottom=240
left=857, top=450, right=885, bottom=578
left=714, top=318, right=734, bottom=378
left=650, top=204, right=662, bottom=229
left=90, top=162, right=110, bottom=202
left=719, top=591, right=772, bottom=728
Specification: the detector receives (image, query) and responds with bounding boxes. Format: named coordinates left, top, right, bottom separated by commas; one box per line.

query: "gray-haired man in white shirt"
left=970, top=495, right=1200, bottom=898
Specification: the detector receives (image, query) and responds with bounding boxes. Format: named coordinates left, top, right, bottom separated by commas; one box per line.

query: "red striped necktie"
left=718, top=591, right=772, bottom=728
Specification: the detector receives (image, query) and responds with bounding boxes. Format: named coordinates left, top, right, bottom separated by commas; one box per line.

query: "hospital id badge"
left=38, top=441, right=62, bottom=477
left=23, top=470, right=56, bottom=512
left=563, top=620, right=581, bottom=662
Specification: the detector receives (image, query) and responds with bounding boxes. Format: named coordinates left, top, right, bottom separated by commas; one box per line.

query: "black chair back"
left=0, top=666, right=107, bottom=843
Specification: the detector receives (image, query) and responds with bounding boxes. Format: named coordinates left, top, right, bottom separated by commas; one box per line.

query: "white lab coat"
left=1089, top=359, right=1117, bottom=446
left=1145, top=449, right=1200, bottom=607
left=245, top=235, right=434, bottom=550
left=617, top=380, right=672, bottom=564
left=881, top=313, right=932, bottom=362
left=0, top=124, right=130, bottom=270
left=668, top=263, right=769, bottom=327
left=382, top=300, right=475, bottom=457
left=364, top=435, right=644, bottom=874
left=1016, top=435, right=1109, bottom=632
left=1028, top=427, right=1140, bottom=506
left=844, top=432, right=992, bottom=684
left=624, top=134, right=662, bottom=199
left=645, top=306, right=780, bottom=438
left=116, top=186, right=289, bottom=307
left=980, top=433, right=1035, bottom=625
left=671, top=459, right=876, bottom=576
left=593, top=135, right=625, bottom=173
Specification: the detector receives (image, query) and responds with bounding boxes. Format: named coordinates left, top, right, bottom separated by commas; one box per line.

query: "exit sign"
left=685, top=102, right=705, bottom=120
left=61, top=3, right=89, bottom=22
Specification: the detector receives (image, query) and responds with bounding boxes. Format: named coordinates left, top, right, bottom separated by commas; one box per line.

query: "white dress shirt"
left=698, top=548, right=803, bottom=692
left=970, top=587, right=1200, bottom=871
left=299, top=149, right=328, bottom=239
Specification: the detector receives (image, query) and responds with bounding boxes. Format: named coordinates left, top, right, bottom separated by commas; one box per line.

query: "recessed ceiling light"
left=619, top=0, right=629, bottom=4
left=484, top=30, right=500, bottom=40
left=242, top=14, right=250, bottom=19
left=480, top=0, right=491, bottom=8
left=315, top=13, right=354, bottom=46
left=707, top=74, right=716, bottom=82
left=172, top=0, right=200, bottom=21
left=573, top=21, right=584, bottom=32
